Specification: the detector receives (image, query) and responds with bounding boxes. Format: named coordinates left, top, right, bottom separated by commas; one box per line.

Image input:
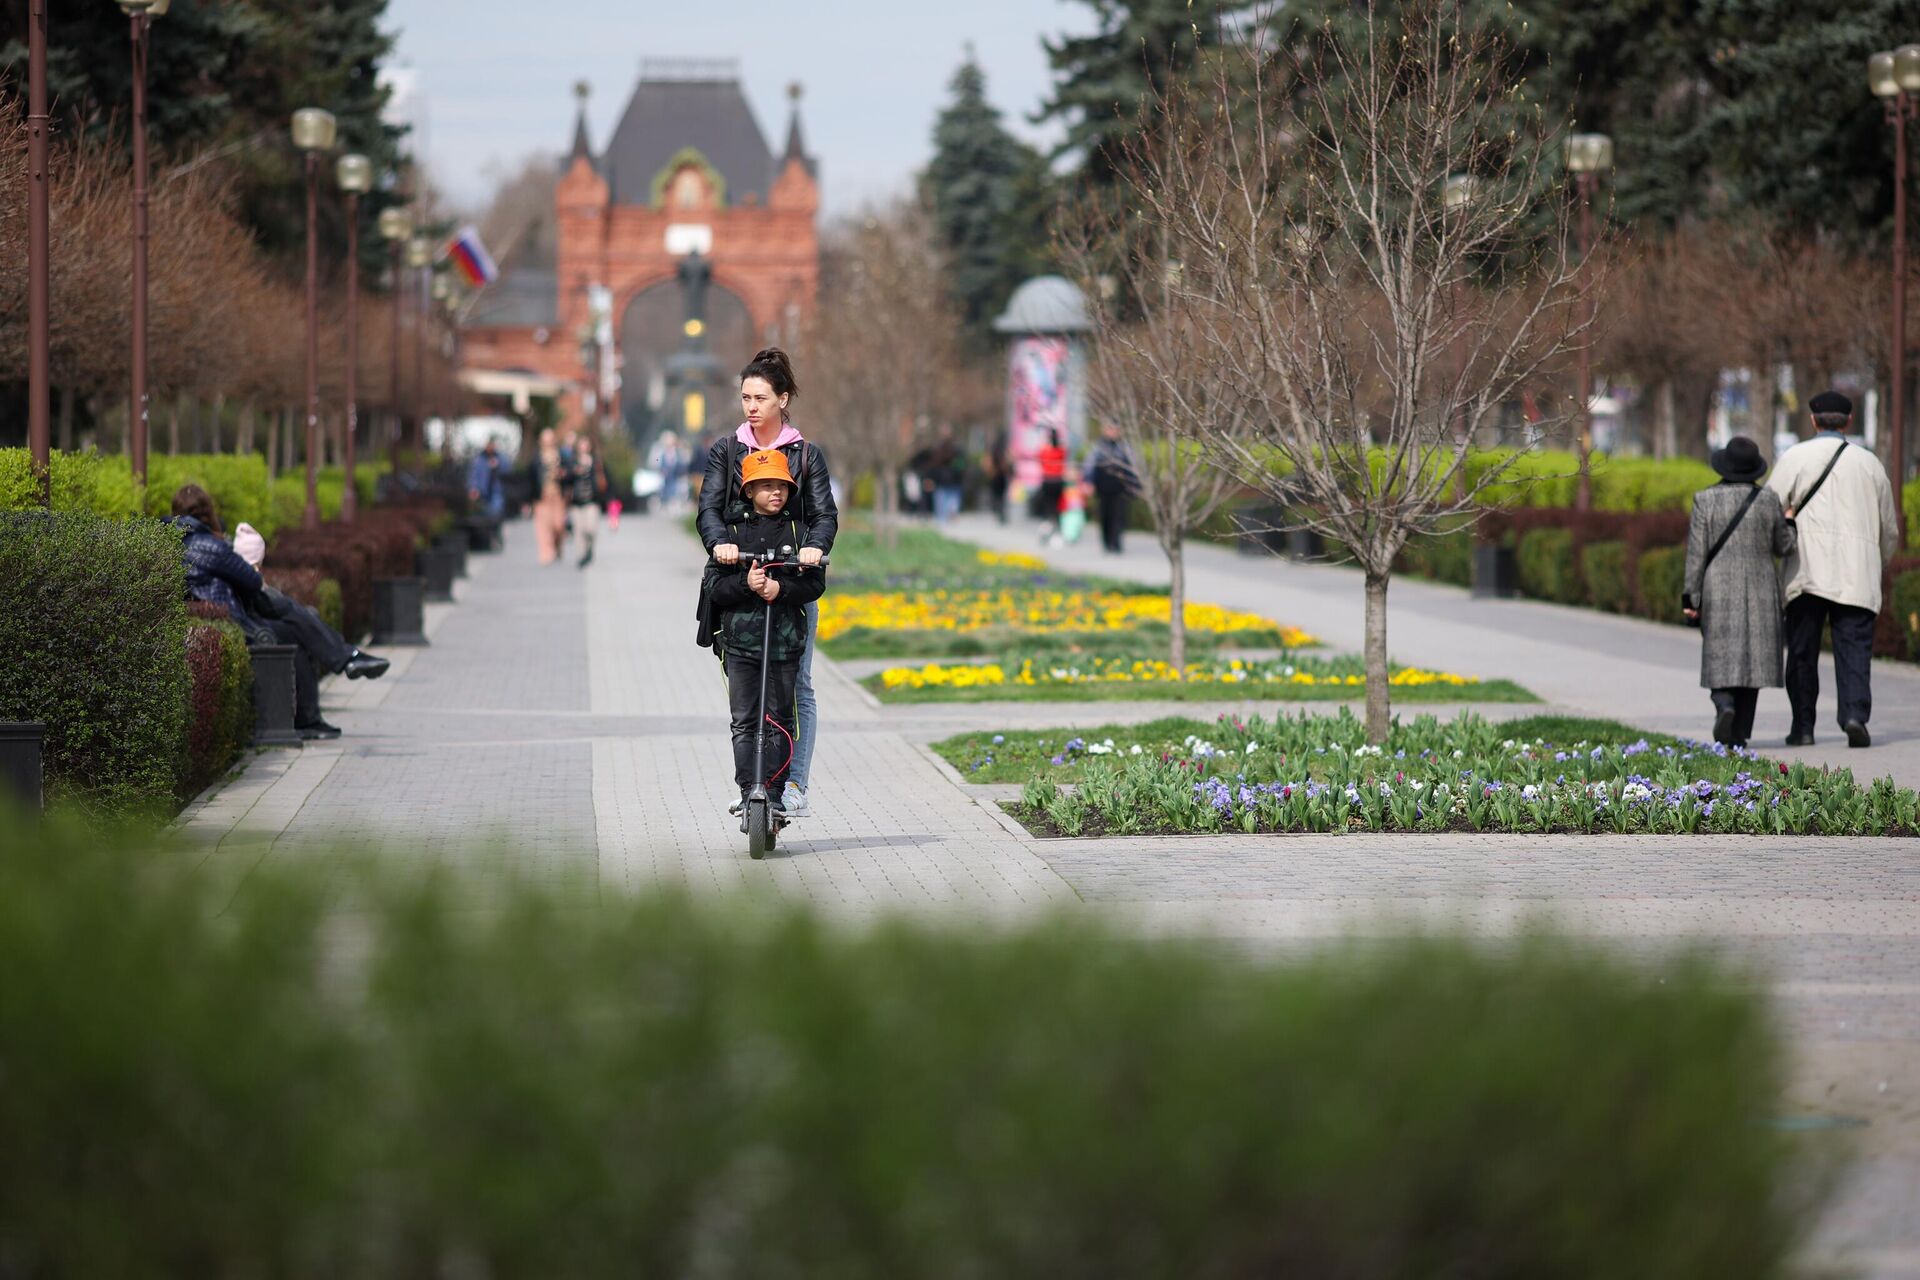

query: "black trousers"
left=1097, top=492, right=1129, bottom=552
left=1710, top=687, right=1759, bottom=745
left=254, top=589, right=354, bottom=727
left=1783, top=593, right=1875, bottom=733
left=727, top=650, right=798, bottom=798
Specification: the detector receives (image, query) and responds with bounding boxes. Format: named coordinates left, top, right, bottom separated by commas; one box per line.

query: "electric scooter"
left=725, top=545, right=826, bottom=860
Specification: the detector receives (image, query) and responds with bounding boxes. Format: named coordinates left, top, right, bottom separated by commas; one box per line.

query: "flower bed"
left=875, top=654, right=1532, bottom=703
left=820, top=589, right=1304, bottom=646
left=959, top=711, right=1920, bottom=836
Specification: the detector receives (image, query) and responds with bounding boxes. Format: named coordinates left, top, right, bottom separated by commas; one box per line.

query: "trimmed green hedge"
left=1516, top=528, right=1582, bottom=604
left=1890, top=568, right=1920, bottom=661
left=1, top=449, right=388, bottom=538
left=0, top=832, right=1816, bottom=1277
left=1582, top=540, right=1632, bottom=614
left=181, top=614, right=252, bottom=799
left=1638, top=545, right=1688, bottom=624
left=0, top=512, right=189, bottom=818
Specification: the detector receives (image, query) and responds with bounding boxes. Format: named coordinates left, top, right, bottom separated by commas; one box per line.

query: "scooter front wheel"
left=747, top=799, right=771, bottom=860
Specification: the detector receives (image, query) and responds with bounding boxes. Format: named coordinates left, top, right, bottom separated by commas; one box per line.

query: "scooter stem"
left=753, top=586, right=775, bottom=793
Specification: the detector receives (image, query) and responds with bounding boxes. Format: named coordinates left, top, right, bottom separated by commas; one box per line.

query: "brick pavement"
left=171, top=507, right=1920, bottom=1276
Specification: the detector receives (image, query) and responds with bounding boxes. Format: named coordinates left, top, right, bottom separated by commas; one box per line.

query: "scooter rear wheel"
left=747, top=799, right=770, bottom=860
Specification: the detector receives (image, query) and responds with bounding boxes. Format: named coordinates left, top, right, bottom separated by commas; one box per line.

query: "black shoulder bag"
left=1683, top=486, right=1763, bottom=628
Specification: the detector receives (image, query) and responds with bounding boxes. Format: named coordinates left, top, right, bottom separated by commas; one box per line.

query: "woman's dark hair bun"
left=740, top=347, right=798, bottom=402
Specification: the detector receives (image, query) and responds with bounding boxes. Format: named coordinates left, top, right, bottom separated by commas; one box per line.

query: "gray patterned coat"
left=1683, top=482, right=1796, bottom=689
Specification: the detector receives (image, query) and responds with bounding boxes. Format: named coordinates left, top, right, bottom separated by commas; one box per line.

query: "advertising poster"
left=1007, top=335, right=1071, bottom=490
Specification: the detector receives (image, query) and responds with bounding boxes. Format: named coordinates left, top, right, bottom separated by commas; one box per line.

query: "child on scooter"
left=708, top=450, right=827, bottom=816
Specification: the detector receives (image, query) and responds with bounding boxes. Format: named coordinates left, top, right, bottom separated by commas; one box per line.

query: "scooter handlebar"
left=712, top=550, right=829, bottom=568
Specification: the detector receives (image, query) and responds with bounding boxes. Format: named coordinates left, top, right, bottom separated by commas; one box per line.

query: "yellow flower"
left=976, top=549, right=1050, bottom=570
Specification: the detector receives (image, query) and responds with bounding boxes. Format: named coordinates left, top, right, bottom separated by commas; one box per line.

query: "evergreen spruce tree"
left=1035, top=0, right=1251, bottom=182
left=924, top=52, right=1052, bottom=346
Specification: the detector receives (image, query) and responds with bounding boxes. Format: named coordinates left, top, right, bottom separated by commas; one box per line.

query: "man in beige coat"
left=1765, top=390, right=1901, bottom=748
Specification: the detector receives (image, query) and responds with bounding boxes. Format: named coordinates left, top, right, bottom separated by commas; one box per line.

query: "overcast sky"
left=382, top=0, right=1096, bottom=219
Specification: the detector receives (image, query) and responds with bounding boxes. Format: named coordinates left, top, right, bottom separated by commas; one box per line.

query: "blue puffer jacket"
left=167, top=515, right=268, bottom=638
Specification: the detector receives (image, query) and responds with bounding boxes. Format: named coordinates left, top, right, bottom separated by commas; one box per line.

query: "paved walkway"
left=172, top=507, right=1920, bottom=1277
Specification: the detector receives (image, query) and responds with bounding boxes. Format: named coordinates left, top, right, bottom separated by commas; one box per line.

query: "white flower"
left=1130, top=744, right=1144, bottom=755
left=1088, top=742, right=1113, bottom=755
left=1245, top=742, right=1259, bottom=755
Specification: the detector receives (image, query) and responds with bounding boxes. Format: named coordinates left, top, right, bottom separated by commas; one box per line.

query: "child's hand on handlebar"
left=748, top=561, right=780, bottom=600
left=713, top=542, right=741, bottom=564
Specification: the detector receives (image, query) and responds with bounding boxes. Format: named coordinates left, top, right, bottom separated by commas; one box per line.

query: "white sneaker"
left=781, top=783, right=809, bottom=819
left=728, top=797, right=744, bottom=817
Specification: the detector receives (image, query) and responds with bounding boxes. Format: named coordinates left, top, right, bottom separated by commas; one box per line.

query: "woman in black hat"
left=1682, top=435, right=1796, bottom=747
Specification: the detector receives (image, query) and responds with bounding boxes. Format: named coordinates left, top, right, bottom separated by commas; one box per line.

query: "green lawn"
left=827, top=521, right=1157, bottom=595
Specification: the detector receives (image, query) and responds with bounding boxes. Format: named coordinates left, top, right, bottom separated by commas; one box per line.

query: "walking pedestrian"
left=649, top=430, right=684, bottom=515
left=1681, top=437, right=1795, bottom=748
left=529, top=428, right=569, bottom=565
left=1085, top=423, right=1139, bottom=553
left=984, top=431, right=1012, bottom=524
left=697, top=348, right=839, bottom=819
left=564, top=435, right=608, bottom=568
left=929, top=427, right=966, bottom=524
left=466, top=438, right=506, bottom=520
left=1765, top=390, right=1901, bottom=747
left=1036, top=429, right=1067, bottom=546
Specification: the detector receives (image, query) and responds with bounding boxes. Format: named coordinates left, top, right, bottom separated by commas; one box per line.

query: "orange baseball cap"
left=741, top=449, right=795, bottom=487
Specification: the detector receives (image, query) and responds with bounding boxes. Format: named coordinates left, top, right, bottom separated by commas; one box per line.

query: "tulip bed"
left=873, top=654, right=1533, bottom=703
left=936, top=711, right=1920, bottom=837
left=822, top=522, right=1314, bottom=659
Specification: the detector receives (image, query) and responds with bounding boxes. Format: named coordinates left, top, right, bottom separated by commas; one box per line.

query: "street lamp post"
left=292, top=107, right=337, bottom=531
left=430, top=274, right=452, bottom=443
left=1565, top=132, right=1613, bottom=511
left=25, top=0, right=50, bottom=505
left=116, top=0, right=169, bottom=489
left=1443, top=173, right=1479, bottom=449
left=378, top=208, right=413, bottom=474
left=1870, top=47, right=1920, bottom=525
left=407, top=237, right=432, bottom=452
left=335, top=154, right=373, bottom=522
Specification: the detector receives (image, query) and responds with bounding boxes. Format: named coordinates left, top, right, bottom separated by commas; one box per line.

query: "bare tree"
left=807, top=203, right=965, bottom=547
left=1133, top=2, right=1596, bottom=739
left=1063, top=200, right=1248, bottom=667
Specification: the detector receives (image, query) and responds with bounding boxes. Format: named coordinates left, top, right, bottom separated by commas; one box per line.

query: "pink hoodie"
left=735, top=421, right=803, bottom=450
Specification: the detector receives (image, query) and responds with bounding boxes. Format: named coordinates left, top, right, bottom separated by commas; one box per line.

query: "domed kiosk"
left=993, top=275, right=1091, bottom=496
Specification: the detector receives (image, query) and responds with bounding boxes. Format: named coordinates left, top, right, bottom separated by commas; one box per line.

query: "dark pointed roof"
left=570, top=105, right=593, bottom=163
left=781, top=81, right=816, bottom=179
left=602, top=59, right=783, bottom=206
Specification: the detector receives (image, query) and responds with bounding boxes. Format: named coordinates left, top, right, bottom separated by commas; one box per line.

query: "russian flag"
left=446, top=225, right=498, bottom=288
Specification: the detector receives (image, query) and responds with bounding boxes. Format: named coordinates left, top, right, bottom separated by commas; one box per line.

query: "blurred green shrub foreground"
left=0, top=819, right=1825, bottom=1277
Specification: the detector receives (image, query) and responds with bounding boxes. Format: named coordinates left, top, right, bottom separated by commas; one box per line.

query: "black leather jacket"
left=697, top=435, right=838, bottom=555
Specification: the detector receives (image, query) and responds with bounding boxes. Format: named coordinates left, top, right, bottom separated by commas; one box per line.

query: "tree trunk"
left=1748, top=363, right=1776, bottom=447
left=1653, top=379, right=1677, bottom=459
left=1165, top=533, right=1187, bottom=669
left=166, top=397, right=180, bottom=456
left=266, top=407, right=280, bottom=479
left=209, top=394, right=226, bottom=453
left=877, top=465, right=900, bottom=549
left=56, top=386, right=74, bottom=453
left=238, top=401, right=256, bottom=456
left=1363, top=569, right=1391, bottom=743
